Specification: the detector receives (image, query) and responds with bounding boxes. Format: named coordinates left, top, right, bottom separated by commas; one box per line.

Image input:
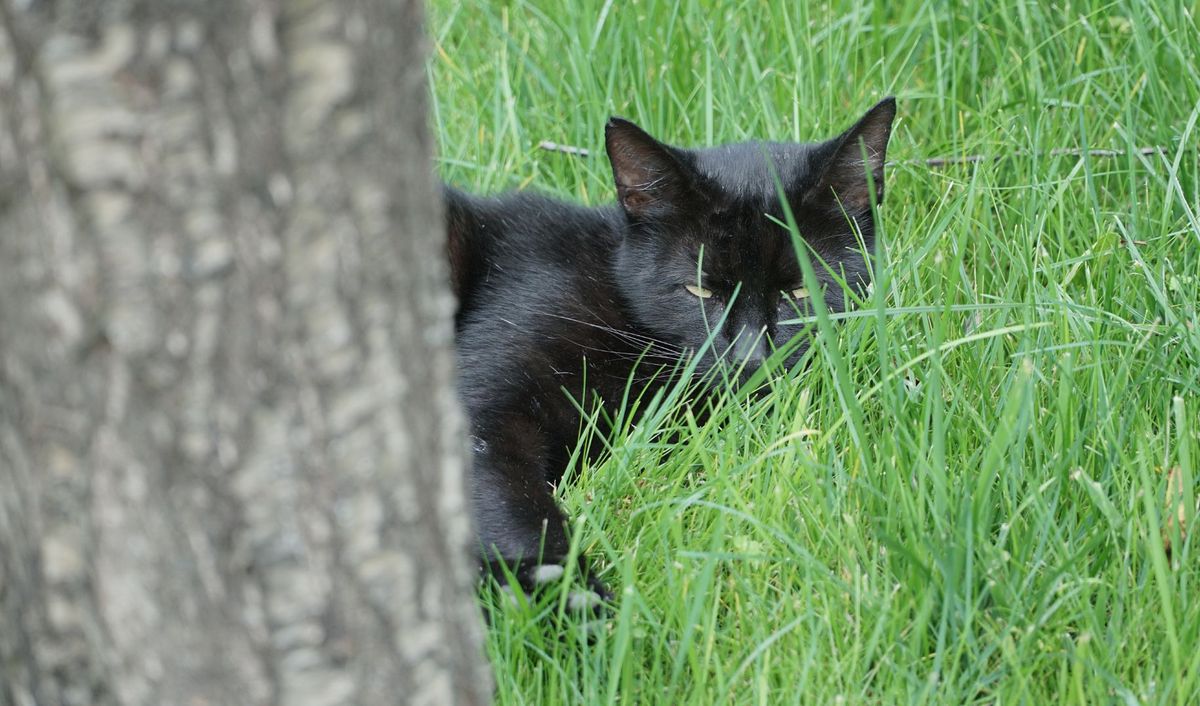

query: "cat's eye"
left=790, top=287, right=810, bottom=300
left=685, top=284, right=713, bottom=299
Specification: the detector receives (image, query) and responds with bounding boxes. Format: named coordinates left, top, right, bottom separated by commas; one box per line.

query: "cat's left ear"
left=805, top=97, right=897, bottom=212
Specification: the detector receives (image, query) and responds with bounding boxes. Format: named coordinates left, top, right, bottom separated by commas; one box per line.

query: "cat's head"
left=606, top=97, right=896, bottom=381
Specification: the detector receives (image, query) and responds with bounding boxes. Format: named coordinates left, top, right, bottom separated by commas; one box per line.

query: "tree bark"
left=0, top=0, right=490, bottom=704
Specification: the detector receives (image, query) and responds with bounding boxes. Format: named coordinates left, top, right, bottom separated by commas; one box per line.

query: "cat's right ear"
left=605, top=118, right=702, bottom=219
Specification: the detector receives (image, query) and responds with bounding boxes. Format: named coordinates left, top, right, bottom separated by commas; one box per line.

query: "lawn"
left=427, top=0, right=1200, bottom=702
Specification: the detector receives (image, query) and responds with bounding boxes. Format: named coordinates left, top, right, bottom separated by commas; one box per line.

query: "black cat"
left=447, top=98, right=897, bottom=609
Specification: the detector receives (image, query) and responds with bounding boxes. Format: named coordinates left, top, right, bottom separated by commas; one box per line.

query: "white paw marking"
left=498, top=584, right=519, bottom=606
left=531, top=563, right=565, bottom=584
left=580, top=618, right=606, bottom=637
left=568, top=590, right=603, bottom=611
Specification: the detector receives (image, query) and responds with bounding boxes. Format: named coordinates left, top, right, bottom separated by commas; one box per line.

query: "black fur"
left=447, top=98, right=897, bottom=603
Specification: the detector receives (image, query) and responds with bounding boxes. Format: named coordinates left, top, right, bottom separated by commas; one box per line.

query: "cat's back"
left=448, top=187, right=640, bottom=406
left=447, top=187, right=618, bottom=264
left=446, top=187, right=621, bottom=316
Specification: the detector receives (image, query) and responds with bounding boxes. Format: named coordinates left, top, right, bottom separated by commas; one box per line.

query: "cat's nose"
left=730, top=325, right=769, bottom=368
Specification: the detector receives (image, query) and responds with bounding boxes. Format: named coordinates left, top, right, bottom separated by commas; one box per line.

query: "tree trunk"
left=0, top=0, right=490, bottom=704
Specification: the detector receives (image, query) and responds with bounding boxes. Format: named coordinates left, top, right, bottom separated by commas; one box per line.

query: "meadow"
left=427, top=0, right=1200, bottom=702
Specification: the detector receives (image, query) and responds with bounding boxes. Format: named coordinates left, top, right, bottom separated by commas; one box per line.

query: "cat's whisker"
left=482, top=316, right=681, bottom=364
left=561, top=315, right=684, bottom=353
left=521, top=307, right=686, bottom=355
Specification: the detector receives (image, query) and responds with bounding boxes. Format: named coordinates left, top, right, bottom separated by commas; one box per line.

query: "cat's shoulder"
left=447, top=185, right=610, bottom=224
left=445, top=184, right=621, bottom=252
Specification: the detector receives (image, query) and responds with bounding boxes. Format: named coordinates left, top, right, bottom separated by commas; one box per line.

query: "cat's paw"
left=485, top=557, right=612, bottom=618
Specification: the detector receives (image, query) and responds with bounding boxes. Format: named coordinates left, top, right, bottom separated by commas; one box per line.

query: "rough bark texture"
left=0, top=0, right=490, bottom=704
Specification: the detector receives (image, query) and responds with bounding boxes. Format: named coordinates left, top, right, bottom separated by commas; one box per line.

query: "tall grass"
left=428, top=0, right=1200, bottom=702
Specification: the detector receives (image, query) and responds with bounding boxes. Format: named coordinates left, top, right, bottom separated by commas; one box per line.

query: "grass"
left=427, top=0, right=1200, bottom=702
